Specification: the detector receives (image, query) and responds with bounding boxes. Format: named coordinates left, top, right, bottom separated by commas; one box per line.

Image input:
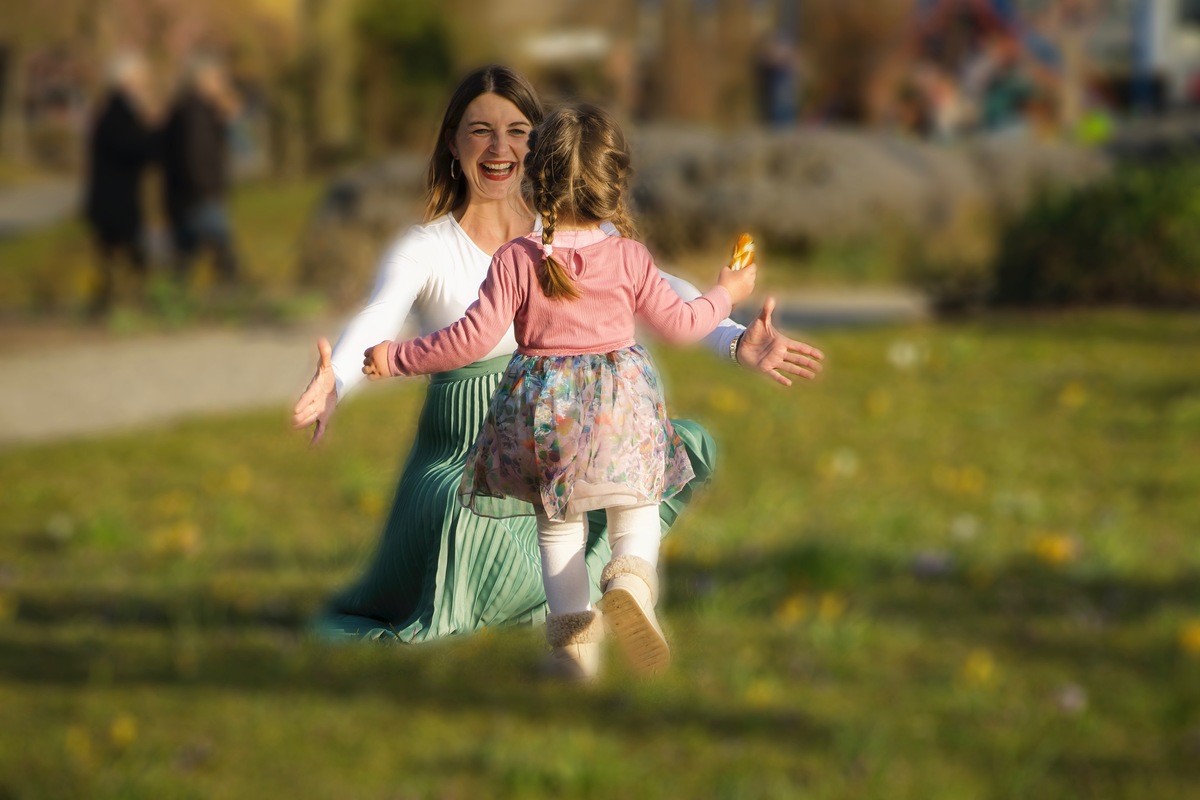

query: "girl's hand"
left=718, top=262, right=757, bottom=306
left=362, top=341, right=394, bottom=380
left=737, top=297, right=825, bottom=387
left=292, top=337, right=337, bottom=445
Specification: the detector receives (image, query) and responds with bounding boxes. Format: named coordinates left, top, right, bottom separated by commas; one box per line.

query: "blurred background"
left=1, top=1, right=1199, bottom=798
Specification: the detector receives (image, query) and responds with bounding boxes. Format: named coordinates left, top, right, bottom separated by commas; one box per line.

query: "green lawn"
left=1, top=312, right=1198, bottom=798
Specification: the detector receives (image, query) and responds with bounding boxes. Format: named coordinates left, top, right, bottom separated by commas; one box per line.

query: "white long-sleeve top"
left=330, top=213, right=744, bottom=400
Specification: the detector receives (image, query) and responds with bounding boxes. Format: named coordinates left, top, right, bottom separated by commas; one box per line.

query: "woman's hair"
left=424, top=65, right=544, bottom=220
left=522, top=103, right=639, bottom=301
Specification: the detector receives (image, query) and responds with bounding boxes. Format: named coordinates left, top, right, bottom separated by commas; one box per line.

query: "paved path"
left=0, top=180, right=78, bottom=238
left=0, top=324, right=323, bottom=446
left=0, top=288, right=927, bottom=447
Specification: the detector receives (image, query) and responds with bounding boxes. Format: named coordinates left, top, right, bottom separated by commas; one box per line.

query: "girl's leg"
left=605, top=502, right=661, bottom=569
left=536, top=510, right=604, bottom=680
left=535, top=511, right=591, bottom=614
left=598, top=503, right=670, bottom=674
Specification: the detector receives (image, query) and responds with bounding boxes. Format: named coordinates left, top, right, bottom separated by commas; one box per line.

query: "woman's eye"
left=472, top=128, right=489, bottom=136
left=511, top=129, right=528, bottom=138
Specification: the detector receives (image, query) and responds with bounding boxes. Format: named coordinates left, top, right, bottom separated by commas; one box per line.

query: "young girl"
left=363, top=103, right=756, bottom=679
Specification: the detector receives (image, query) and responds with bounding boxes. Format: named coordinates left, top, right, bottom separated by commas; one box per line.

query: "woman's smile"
left=479, top=160, right=516, bottom=181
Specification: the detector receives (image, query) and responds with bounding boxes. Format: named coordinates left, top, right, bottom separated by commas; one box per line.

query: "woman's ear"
left=445, top=129, right=458, bottom=159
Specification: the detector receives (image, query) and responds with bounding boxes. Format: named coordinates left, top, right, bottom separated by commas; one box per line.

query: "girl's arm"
left=659, top=269, right=744, bottom=356
left=635, top=256, right=743, bottom=344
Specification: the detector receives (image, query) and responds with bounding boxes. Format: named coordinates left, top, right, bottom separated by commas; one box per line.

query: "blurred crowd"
left=870, top=0, right=1101, bottom=141
left=82, top=51, right=242, bottom=315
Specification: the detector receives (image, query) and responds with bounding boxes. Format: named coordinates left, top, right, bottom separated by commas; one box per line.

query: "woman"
left=293, top=65, right=823, bottom=642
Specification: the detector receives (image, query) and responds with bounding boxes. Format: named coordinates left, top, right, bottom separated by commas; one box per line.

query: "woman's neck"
left=454, top=198, right=535, bottom=256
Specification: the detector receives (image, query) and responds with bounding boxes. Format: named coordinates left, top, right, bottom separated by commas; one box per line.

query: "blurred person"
left=292, top=64, right=823, bottom=645
left=82, top=51, right=159, bottom=316
left=360, top=103, right=757, bottom=679
left=755, top=35, right=801, bottom=127
left=962, top=32, right=1035, bottom=134
left=160, top=55, right=241, bottom=285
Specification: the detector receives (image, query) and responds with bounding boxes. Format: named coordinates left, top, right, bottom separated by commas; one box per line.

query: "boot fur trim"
left=545, top=610, right=605, bottom=647
left=600, top=555, right=659, bottom=603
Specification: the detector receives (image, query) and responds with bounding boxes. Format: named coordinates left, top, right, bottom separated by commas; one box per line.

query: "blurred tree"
left=799, top=0, right=914, bottom=122
left=0, top=1, right=91, bottom=164
left=354, top=0, right=454, bottom=153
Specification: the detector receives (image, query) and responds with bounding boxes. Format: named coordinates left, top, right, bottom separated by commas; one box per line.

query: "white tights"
left=536, top=502, right=661, bottom=615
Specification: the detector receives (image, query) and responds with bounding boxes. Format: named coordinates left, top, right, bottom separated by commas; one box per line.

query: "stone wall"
left=298, top=127, right=1110, bottom=309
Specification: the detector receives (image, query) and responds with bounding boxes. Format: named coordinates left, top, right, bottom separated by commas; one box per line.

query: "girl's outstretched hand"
left=718, top=262, right=757, bottom=306
left=293, top=337, right=337, bottom=445
left=362, top=341, right=394, bottom=380
left=737, top=297, right=825, bottom=387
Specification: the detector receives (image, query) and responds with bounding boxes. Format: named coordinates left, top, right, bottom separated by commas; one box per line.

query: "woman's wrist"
left=729, top=333, right=742, bottom=365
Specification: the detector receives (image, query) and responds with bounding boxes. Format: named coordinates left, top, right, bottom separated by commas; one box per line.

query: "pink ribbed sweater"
left=387, top=230, right=732, bottom=376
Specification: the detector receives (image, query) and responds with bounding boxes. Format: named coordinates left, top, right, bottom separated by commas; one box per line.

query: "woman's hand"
left=292, top=337, right=337, bottom=445
left=737, top=297, right=824, bottom=387
left=362, top=341, right=394, bottom=381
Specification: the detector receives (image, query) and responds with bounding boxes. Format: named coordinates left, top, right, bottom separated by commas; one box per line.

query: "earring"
left=450, top=158, right=460, bottom=179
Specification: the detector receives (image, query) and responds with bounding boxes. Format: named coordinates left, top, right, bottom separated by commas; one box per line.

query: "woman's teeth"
left=481, top=162, right=514, bottom=177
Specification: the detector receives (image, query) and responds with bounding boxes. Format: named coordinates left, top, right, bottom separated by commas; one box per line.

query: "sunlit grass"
left=1, top=312, right=1198, bottom=798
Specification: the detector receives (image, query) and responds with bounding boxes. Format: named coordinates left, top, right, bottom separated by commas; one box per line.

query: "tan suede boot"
left=597, top=555, right=670, bottom=674
left=542, top=609, right=605, bottom=682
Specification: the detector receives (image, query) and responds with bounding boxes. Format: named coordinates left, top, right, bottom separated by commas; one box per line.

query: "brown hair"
left=522, top=103, right=639, bottom=301
left=424, top=65, right=544, bottom=220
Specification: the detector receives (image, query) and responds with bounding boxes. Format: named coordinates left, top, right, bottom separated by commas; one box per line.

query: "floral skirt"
left=460, top=345, right=695, bottom=520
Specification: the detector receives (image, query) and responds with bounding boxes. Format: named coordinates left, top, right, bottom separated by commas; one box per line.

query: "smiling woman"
left=291, top=64, right=823, bottom=645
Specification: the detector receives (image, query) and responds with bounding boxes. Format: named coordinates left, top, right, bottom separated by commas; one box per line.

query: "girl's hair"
left=424, top=65, right=544, bottom=220
left=523, top=103, right=639, bottom=301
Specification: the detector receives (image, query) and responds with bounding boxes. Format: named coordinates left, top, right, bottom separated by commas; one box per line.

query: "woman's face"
left=448, top=92, right=532, bottom=206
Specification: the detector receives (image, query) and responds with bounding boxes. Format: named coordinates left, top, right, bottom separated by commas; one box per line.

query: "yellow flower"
left=962, top=649, right=996, bottom=686
left=1032, top=534, right=1078, bottom=566
left=150, top=521, right=202, bottom=557
left=226, top=464, right=253, bottom=494
left=1059, top=381, right=1088, bottom=410
left=956, top=466, right=985, bottom=496
left=865, top=388, right=893, bottom=418
left=775, top=592, right=808, bottom=624
left=109, top=714, right=138, bottom=748
left=356, top=490, right=384, bottom=517
left=817, top=592, right=847, bottom=622
left=154, top=490, right=193, bottom=517
left=1180, top=620, right=1200, bottom=657
left=742, top=678, right=780, bottom=708
left=708, top=386, right=748, bottom=415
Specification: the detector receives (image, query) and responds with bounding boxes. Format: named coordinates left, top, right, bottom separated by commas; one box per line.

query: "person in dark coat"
left=83, top=53, right=158, bottom=315
left=160, top=56, right=241, bottom=284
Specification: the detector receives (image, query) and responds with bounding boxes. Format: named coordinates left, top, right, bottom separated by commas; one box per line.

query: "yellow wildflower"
left=962, top=649, right=996, bottom=686
left=1032, top=534, right=1078, bottom=566
left=817, top=592, right=847, bottom=622
left=109, top=714, right=138, bottom=748
left=1180, top=620, right=1200, bottom=657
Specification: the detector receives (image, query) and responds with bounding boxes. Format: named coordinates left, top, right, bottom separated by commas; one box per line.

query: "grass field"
left=1, top=310, right=1197, bottom=798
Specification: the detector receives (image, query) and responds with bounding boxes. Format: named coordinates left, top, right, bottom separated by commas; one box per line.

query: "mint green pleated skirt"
left=313, top=355, right=716, bottom=643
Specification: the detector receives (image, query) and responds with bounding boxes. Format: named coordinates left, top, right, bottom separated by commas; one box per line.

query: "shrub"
left=991, top=161, right=1200, bottom=306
